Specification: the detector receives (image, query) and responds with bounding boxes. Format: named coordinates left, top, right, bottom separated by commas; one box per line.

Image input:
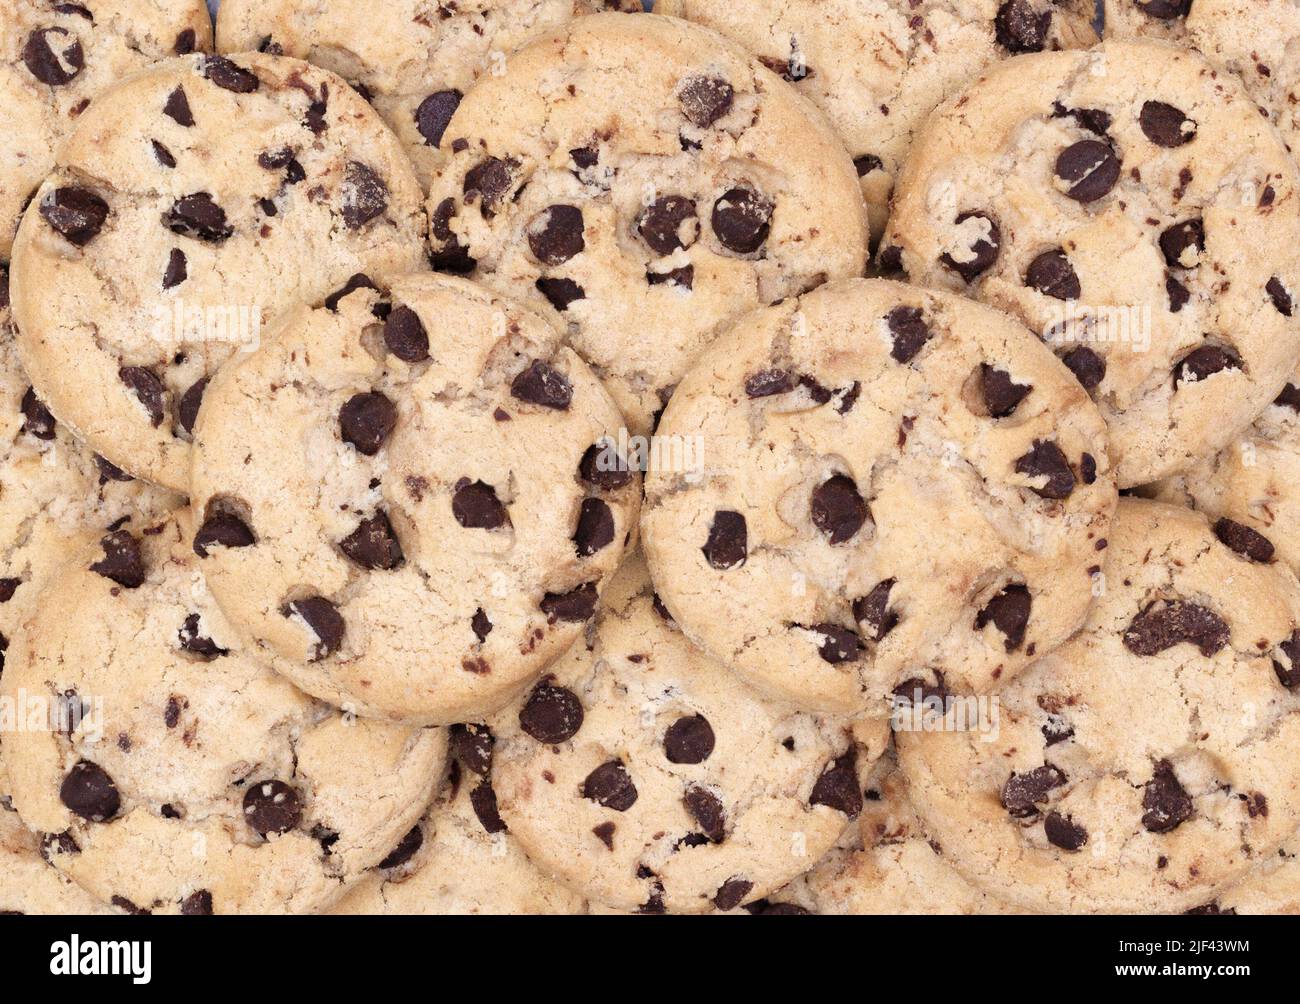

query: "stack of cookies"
left=1, top=0, right=1298, bottom=916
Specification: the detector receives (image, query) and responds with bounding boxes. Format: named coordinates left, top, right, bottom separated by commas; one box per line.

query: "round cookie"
left=330, top=736, right=587, bottom=915
left=10, top=51, right=428, bottom=491
left=0, top=509, right=447, bottom=914
left=489, top=551, right=889, bottom=915
left=898, top=497, right=1300, bottom=914
left=0, top=805, right=115, bottom=915
left=1106, top=0, right=1300, bottom=155
left=423, top=11, right=869, bottom=435
left=880, top=40, right=1300, bottom=487
left=641, top=277, right=1116, bottom=714
left=190, top=273, right=639, bottom=726
left=216, top=0, right=642, bottom=193
left=655, top=0, right=1098, bottom=239
left=0, top=0, right=213, bottom=259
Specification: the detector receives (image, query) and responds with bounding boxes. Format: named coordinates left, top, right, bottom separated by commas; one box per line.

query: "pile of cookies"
left=2, top=0, right=1299, bottom=916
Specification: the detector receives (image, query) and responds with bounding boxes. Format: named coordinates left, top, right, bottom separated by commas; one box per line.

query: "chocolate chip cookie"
left=487, top=551, right=888, bottom=914
left=881, top=40, right=1300, bottom=487
left=641, top=277, right=1116, bottom=714
left=656, top=0, right=1098, bottom=239
left=0, top=804, right=116, bottom=915
left=10, top=51, right=428, bottom=491
left=424, top=11, right=869, bottom=435
left=0, top=509, right=447, bottom=914
left=0, top=0, right=213, bottom=259
left=190, top=272, right=638, bottom=726
left=898, top=497, right=1300, bottom=913
left=216, top=0, right=642, bottom=194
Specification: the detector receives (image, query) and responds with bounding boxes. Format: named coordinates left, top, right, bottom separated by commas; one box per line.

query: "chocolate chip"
left=20, top=387, right=55, bottom=440
left=339, top=511, right=404, bottom=570
left=812, top=623, right=863, bottom=664
left=1140, top=101, right=1196, bottom=147
left=470, top=781, right=507, bottom=834
left=178, top=613, right=227, bottom=659
left=664, top=715, right=715, bottom=764
left=204, top=55, right=259, bottom=94
left=377, top=826, right=423, bottom=870
left=341, top=162, right=388, bottom=228
left=528, top=205, right=585, bottom=265
left=257, top=147, right=305, bottom=183
left=1055, top=140, right=1120, bottom=202
left=744, top=369, right=796, bottom=398
left=471, top=608, right=492, bottom=643
left=463, top=157, right=516, bottom=217
left=1044, top=811, right=1088, bottom=851
left=0, top=579, right=18, bottom=603
left=165, top=193, right=233, bottom=242
left=164, top=86, right=194, bottom=126
left=1173, top=344, right=1240, bottom=387
left=1025, top=248, right=1081, bottom=300
left=854, top=579, right=899, bottom=642
left=702, top=510, right=747, bottom=569
left=1160, top=219, right=1204, bottom=268
left=684, top=786, right=726, bottom=842
left=180, top=890, right=212, bottom=915
left=1015, top=440, right=1075, bottom=499
left=91, top=530, right=145, bottom=588
left=1061, top=346, right=1106, bottom=391
left=60, top=761, right=120, bottom=822
left=573, top=498, right=615, bottom=557
left=1137, top=0, right=1191, bottom=17
left=243, top=780, right=301, bottom=836
left=152, top=140, right=176, bottom=168
left=162, top=247, right=188, bottom=290
left=452, top=479, right=509, bottom=530
left=592, top=821, right=615, bottom=850
left=303, top=87, right=329, bottom=134
left=878, top=244, right=906, bottom=277
left=679, top=76, right=734, bottom=126
left=429, top=197, right=476, bottom=274
left=976, top=584, right=1031, bottom=652
left=374, top=305, right=429, bottom=364
left=1272, top=630, right=1300, bottom=688
left=1052, top=103, right=1113, bottom=136
left=1142, top=760, right=1193, bottom=833
left=535, top=277, right=585, bottom=311
left=283, top=596, right=345, bottom=660
left=811, top=475, right=869, bottom=544
left=1165, top=273, right=1190, bottom=312
left=173, top=27, right=196, bottom=55
left=885, top=305, right=933, bottom=363
left=637, top=196, right=698, bottom=255
left=1267, top=276, right=1293, bottom=316
left=713, top=878, right=753, bottom=911
left=173, top=376, right=208, bottom=436
left=511, top=360, right=572, bottom=410
left=339, top=391, right=397, bottom=455
left=24, top=27, right=84, bottom=85
left=193, top=512, right=254, bottom=557
left=1278, top=384, right=1300, bottom=410
left=415, top=89, right=462, bottom=147
left=994, top=1, right=1050, bottom=53
left=1123, top=600, right=1230, bottom=657
left=1042, top=717, right=1074, bottom=746
left=854, top=154, right=883, bottom=176
left=810, top=751, right=862, bottom=818
left=324, top=273, right=377, bottom=312
left=40, top=187, right=108, bottom=245
left=1000, top=764, right=1066, bottom=817
left=981, top=365, right=1032, bottom=417
left=941, top=211, right=1000, bottom=281
left=712, top=187, right=773, bottom=254
left=450, top=723, right=494, bottom=776
left=540, top=583, right=598, bottom=623
left=579, top=444, right=632, bottom=490
left=519, top=683, right=583, bottom=743
left=1214, top=518, right=1274, bottom=563
left=583, top=760, right=638, bottom=811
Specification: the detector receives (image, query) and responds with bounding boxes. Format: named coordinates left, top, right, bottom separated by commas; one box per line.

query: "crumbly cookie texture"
left=1210, top=837, right=1300, bottom=915
left=488, top=551, right=888, bottom=914
left=0, top=509, right=447, bottom=915
left=0, top=805, right=116, bottom=915
left=642, top=277, right=1116, bottom=714
left=330, top=749, right=587, bottom=915
left=11, top=51, right=428, bottom=492
left=881, top=40, right=1300, bottom=487
left=191, top=273, right=638, bottom=726
left=216, top=0, right=642, bottom=193
left=424, top=11, right=869, bottom=435
left=899, top=497, right=1300, bottom=914
left=0, top=0, right=213, bottom=259
left=656, top=0, right=1097, bottom=238
left=1106, top=0, right=1300, bottom=156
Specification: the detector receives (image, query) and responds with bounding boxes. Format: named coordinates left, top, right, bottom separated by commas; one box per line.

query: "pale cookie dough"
left=0, top=0, right=213, bottom=259
left=216, top=0, right=642, bottom=193
left=0, top=509, right=447, bottom=914
left=641, top=277, right=1116, bottom=715
left=1205, top=837, right=1300, bottom=914
left=881, top=40, right=1300, bottom=487
left=899, top=497, right=1300, bottom=914
left=1106, top=0, right=1300, bottom=155
left=0, top=804, right=115, bottom=915
left=190, top=273, right=639, bottom=726
left=489, top=551, right=889, bottom=915
left=330, top=734, right=587, bottom=915
left=424, top=11, right=869, bottom=435
left=11, top=51, right=428, bottom=492
left=656, top=0, right=1098, bottom=239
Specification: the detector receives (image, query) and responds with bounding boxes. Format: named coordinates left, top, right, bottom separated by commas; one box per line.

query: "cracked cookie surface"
left=881, top=40, right=1300, bottom=487
left=423, top=11, right=869, bottom=435
left=216, top=0, right=642, bottom=194
left=0, top=0, right=213, bottom=259
left=190, top=272, right=639, bottom=725
left=0, top=508, right=447, bottom=914
left=10, top=51, right=428, bottom=491
left=656, top=0, right=1097, bottom=240
left=0, top=804, right=117, bottom=915
left=488, top=551, right=888, bottom=914
left=898, top=497, right=1300, bottom=914
left=641, top=277, right=1116, bottom=714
